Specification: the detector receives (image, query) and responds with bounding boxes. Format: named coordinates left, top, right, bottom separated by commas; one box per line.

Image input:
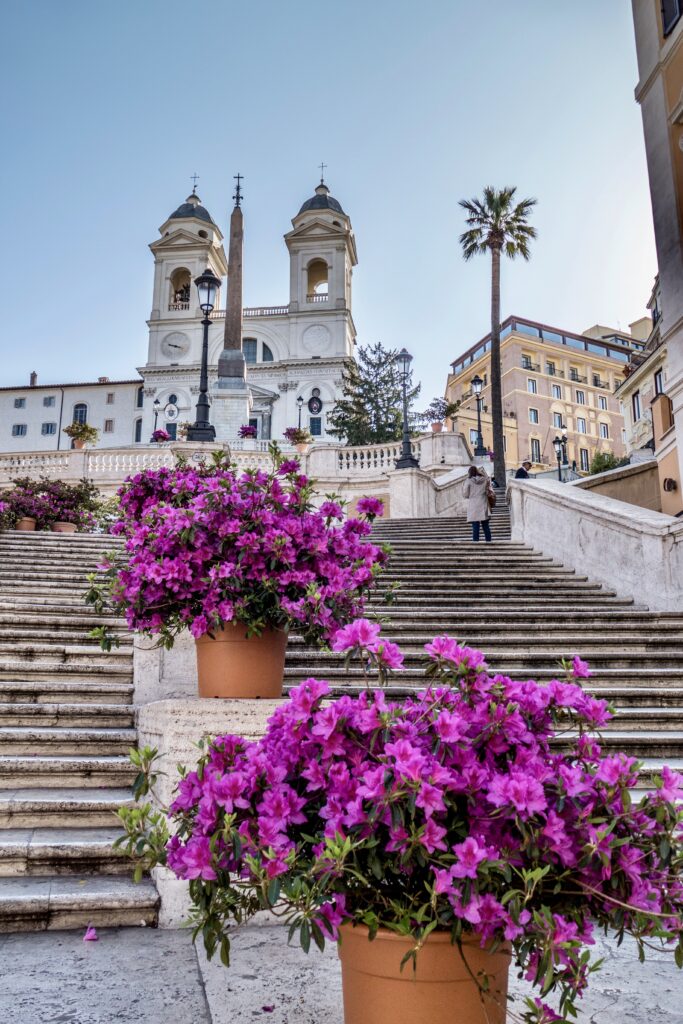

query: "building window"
left=167, top=394, right=178, bottom=406
left=106, top=392, right=115, bottom=405
left=249, top=418, right=259, bottom=435
left=309, top=417, right=322, bottom=437
left=262, top=343, right=274, bottom=362
left=527, top=378, right=537, bottom=395
left=136, top=386, right=144, bottom=409
left=546, top=361, right=555, bottom=376
left=530, top=438, right=541, bottom=463
left=580, top=448, right=589, bottom=472
left=469, top=428, right=478, bottom=445
left=134, top=418, right=142, bottom=443
left=553, top=412, right=563, bottom=429
left=576, top=390, right=585, bottom=405
left=166, top=423, right=177, bottom=440
left=654, top=369, right=663, bottom=395
left=104, top=419, right=114, bottom=433
left=529, top=408, right=539, bottom=424
left=12, top=424, right=27, bottom=437
left=552, top=384, right=562, bottom=400
left=73, top=403, right=88, bottom=424
left=43, top=396, right=56, bottom=407
left=577, top=417, right=587, bottom=434
left=632, top=391, right=641, bottom=421
left=243, top=338, right=257, bottom=364
left=598, top=396, right=607, bottom=410
left=599, top=422, right=609, bottom=440
left=14, top=397, right=26, bottom=409
left=41, top=422, right=57, bottom=435
left=662, top=0, right=683, bottom=35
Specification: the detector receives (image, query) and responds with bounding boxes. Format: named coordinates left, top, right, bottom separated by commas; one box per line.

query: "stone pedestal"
left=137, top=698, right=284, bottom=927
left=211, top=380, right=251, bottom=443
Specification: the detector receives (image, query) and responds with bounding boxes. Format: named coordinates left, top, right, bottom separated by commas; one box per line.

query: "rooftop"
left=298, top=182, right=345, bottom=216
left=168, top=191, right=215, bottom=225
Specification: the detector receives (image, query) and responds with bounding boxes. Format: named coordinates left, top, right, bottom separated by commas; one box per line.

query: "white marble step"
left=0, top=827, right=128, bottom=876
left=0, top=788, right=132, bottom=828
left=0, top=874, right=158, bottom=932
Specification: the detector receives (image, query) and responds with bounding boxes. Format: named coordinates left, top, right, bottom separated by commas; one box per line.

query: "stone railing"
left=336, top=442, right=410, bottom=474
left=210, top=306, right=289, bottom=319
left=507, top=477, right=683, bottom=611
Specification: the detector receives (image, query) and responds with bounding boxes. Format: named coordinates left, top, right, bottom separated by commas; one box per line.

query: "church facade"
left=141, top=180, right=358, bottom=444
left=0, top=180, right=358, bottom=452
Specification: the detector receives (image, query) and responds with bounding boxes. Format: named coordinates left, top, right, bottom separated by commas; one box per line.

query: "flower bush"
left=120, top=627, right=683, bottom=1023
left=90, top=448, right=387, bottom=647
left=63, top=421, right=99, bottom=445
left=152, top=428, right=171, bottom=443
left=0, top=476, right=100, bottom=531
left=283, top=426, right=312, bottom=446
left=238, top=425, right=258, bottom=439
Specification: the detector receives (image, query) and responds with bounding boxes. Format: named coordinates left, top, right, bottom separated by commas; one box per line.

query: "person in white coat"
left=462, top=465, right=492, bottom=542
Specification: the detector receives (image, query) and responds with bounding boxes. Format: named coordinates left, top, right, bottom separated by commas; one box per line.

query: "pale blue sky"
left=0, top=1, right=656, bottom=404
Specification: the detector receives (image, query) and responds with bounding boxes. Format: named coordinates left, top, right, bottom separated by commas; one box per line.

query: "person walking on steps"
left=463, top=465, right=493, bottom=542
left=515, top=460, right=532, bottom=479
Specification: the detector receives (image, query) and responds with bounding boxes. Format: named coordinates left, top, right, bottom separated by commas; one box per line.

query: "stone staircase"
left=0, top=531, right=158, bottom=932
left=285, top=504, right=683, bottom=782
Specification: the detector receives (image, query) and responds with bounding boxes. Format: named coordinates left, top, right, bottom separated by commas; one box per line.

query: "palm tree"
left=459, top=187, right=537, bottom=489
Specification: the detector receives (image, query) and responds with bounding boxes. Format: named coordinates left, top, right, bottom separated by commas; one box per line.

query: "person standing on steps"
left=463, top=465, right=493, bottom=542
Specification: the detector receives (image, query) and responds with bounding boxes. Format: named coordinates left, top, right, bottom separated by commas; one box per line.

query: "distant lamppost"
left=552, top=432, right=568, bottom=482
left=296, top=395, right=304, bottom=428
left=395, top=348, right=419, bottom=470
left=471, top=374, right=487, bottom=456
left=151, top=398, right=161, bottom=440
left=186, top=268, right=221, bottom=442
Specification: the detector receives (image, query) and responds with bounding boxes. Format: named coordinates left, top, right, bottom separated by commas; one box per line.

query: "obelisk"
left=212, top=174, right=251, bottom=440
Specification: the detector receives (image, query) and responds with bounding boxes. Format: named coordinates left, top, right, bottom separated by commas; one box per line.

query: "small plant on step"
left=114, top=746, right=169, bottom=883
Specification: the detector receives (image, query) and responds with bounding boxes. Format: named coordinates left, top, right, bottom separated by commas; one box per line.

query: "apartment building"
left=446, top=316, right=649, bottom=473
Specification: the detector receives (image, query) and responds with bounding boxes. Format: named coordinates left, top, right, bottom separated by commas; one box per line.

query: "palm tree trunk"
left=489, top=244, right=506, bottom=488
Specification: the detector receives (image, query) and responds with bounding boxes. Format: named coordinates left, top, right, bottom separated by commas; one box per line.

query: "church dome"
left=168, top=192, right=215, bottom=225
left=298, top=182, right=345, bottom=216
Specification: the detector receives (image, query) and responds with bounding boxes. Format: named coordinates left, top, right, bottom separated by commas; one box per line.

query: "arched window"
left=136, top=386, right=144, bottom=409
left=169, top=268, right=191, bottom=309
left=243, top=339, right=257, bottom=364
left=262, top=343, right=274, bottom=362
left=73, top=403, right=88, bottom=424
left=167, top=394, right=178, bottom=406
left=134, top=418, right=142, bottom=443
left=307, top=259, right=328, bottom=297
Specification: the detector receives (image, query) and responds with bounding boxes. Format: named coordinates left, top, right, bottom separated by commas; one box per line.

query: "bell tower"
left=285, top=179, right=357, bottom=318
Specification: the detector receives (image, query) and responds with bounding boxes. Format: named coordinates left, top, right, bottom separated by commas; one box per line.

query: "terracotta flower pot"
left=194, top=622, right=287, bottom=698
left=295, top=443, right=310, bottom=455
left=73, top=439, right=86, bottom=450
left=15, top=517, right=37, bottom=532
left=51, top=522, right=77, bottom=533
left=431, top=421, right=444, bottom=433
left=338, top=925, right=510, bottom=1024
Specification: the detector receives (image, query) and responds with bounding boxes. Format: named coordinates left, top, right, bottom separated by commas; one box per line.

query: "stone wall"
left=508, top=478, right=683, bottom=612
left=575, top=459, right=662, bottom=512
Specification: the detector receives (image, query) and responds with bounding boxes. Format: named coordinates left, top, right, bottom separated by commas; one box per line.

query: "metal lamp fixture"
left=150, top=398, right=162, bottom=441
left=471, top=374, right=487, bottom=457
left=186, top=267, right=221, bottom=442
left=552, top=435, right=564, bottom=482
left=395, top=348, right=419, bottom=470
left=296, top=394, right=304, bottom=428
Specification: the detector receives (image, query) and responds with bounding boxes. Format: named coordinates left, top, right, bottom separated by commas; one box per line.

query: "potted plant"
left=88, top=449, right=388, bottom=699
left=284, top=426, right=313, bottom=454
left=421, top=398, right=461, bottom=433
left=177, top=421, right=191, bottom=441
left=152, top=428, right=171, bottom=444
left=238, top=424, right=258, bottom=450
left=63, top=421, right=99, bottom=449
left=117, top=631, right=683, bottom=1024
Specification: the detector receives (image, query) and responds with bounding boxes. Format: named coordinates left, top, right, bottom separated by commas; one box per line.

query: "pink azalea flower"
left=83, top=925, right=98, bottom=942
left=571, top=655, right=592, bottom=679
left=450, top=836, right=487, bottom=879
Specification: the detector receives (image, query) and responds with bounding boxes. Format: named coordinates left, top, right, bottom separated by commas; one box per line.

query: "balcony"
left=592, top=376, right=609, bottom=389
left=306, top=293, right=328, bottom=304
left=546, top=367, right=565, bottom=378
left=210, top=306, right=289, bottom=319
left=168, top=302, right=190, bottom=312
left=521, top=361, right=541, bottom=372
left=569, top=373, right=587, bottom=384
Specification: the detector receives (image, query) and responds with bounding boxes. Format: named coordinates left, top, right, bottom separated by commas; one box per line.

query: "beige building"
left=446, top=316, right=649, bottom=474
left=630, top=2, right=683, bottom=516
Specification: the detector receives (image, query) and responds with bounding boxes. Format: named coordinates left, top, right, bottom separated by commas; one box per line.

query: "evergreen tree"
left=327, top=343, right=421, bottom=446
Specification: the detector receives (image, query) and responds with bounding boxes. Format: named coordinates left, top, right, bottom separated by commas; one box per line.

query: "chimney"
left=98, top=376, right=110, bottom=383
left=29, top=371, right=38, bottom=387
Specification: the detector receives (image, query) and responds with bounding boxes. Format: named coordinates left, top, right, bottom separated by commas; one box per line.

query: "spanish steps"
left=0, top=497, right=681, bottom=932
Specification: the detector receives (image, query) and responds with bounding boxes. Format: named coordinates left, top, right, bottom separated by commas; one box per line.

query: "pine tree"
left=327, top=343, right=421, bottom=445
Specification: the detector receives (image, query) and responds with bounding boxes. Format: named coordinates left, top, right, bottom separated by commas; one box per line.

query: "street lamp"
left=151, top=398, right=162, bottom=440
left=297, top=395, right=304, bottom=428
left=186, top=267, right=221, bottom=442
left=561, top=429, right=569, bottom=468
left=552, top=436, right=564, bottom=482
left=471, top=374, right=487, bottom=456
left=395, top=348, right=419, bottom=470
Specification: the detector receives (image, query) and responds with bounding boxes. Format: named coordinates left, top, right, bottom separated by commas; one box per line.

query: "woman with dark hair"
left=462, top=465, right=492, bottom=542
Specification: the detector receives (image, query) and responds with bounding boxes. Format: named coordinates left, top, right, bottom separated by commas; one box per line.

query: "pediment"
left=285, top=219, right=346, bottom=240
left=150, top=229, right=212, bottom=251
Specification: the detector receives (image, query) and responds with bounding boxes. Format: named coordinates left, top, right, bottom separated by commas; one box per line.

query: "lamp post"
left=297, top=395, right=304, bottom=428
left=150, top=399, right=161, bottom=441
left=471, top=374, right=487, bottom=456
left=561, top=429, right=569, bottom=469
left=553, top=436, right=565, bottom=482
left=395, top=348, right=419, bottom=470
left=187, top=268, right=221, bottom=442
